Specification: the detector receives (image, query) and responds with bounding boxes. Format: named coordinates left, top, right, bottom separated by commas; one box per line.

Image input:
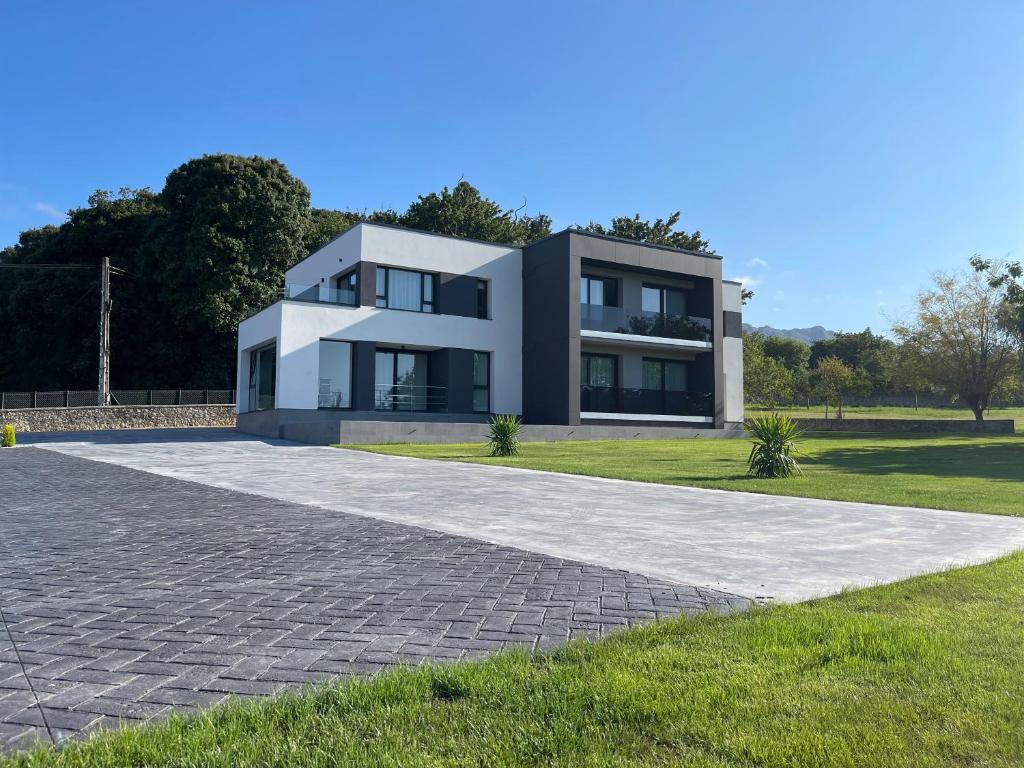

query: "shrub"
left=487, top=414, right=521, bottom=457
left=745, top=413, right=802, bottom=478
left=1, top=424, right=15, bottom=448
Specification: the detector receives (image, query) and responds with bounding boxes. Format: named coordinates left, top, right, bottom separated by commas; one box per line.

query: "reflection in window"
left=473, top=351, right=490, bottom=413
left=318, top=340, right=352, bottom=408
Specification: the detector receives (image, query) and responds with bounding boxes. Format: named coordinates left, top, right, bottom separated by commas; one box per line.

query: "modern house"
left=237, top=222, right=744, bottom=443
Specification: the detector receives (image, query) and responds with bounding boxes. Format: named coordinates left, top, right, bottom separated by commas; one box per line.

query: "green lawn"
left=748, top=403, right=1024, bottom=427
left=8, top=554, right=1024, bottom=767
left=354, top=433, right=1024, bottom=516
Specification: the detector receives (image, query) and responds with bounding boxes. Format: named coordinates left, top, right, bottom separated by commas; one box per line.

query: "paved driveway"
left=0, top=447, right=741, bottom=750
left=31, top=428, right=1024, bottom=602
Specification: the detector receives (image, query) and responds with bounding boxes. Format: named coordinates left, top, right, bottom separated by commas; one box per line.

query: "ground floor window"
left=642, top=357, right=688, bottom=392
left=247, top=343, right=276, bottom=412
left=581, top=352, right=618, bottom=388
left=318, top=340, right=352, bottom=408
left=375, top=349, right=429, bottom=410
left=473, top=351, right=490, bottom=413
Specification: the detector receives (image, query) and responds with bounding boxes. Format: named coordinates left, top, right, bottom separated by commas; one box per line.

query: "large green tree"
left=809, top=328, right=894, bottom=394
left=400, top=180, right=551, bottom=245
left=582, top=211, right=711, bottom=253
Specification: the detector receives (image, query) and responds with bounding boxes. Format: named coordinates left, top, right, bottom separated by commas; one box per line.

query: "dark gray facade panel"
left=428, top=347, right=474, bottom=414
left=723, top=311, right=743, bottom=338
left=358, top=261, right=377, bottom=307
left=438, top=273, right=480, bottom=318
left=352, top=340, right=377, bottom=411
left=521, top=231, right=575, bottom=425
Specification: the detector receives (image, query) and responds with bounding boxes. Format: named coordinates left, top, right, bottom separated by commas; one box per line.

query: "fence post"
left=148, top=390, right=153, bottom=406
left=203, top=389, right=208, bottom=405
left=177, top=389, right=181, bottom=405
left=65, top=390, right=69, bottom=407
left=32, top=391, right=36, bottom=408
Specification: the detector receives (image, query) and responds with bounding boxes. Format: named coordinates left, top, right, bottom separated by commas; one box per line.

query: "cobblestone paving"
left=0, top=448, right=748, bottom=750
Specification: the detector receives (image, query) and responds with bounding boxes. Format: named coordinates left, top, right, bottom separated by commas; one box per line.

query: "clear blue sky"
left=2, top=1, right=1022, bottom=333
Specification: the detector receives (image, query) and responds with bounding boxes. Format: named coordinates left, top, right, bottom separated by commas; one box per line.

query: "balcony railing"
left=283, top=284, right=358, bottom=306
left=580, top=386, right=713, bottom=418
left=580, top=305, right=712, bottom=342
left=374, top=384, right=448, bottom=412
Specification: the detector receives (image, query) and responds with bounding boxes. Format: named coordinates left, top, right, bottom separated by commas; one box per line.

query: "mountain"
left=742, top=324, right=835, bottom=344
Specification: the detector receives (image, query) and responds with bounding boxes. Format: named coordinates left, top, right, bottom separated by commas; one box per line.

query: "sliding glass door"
left=375, top=349, right=429, bottom=410
left=247, top=344, right=276, bottom=412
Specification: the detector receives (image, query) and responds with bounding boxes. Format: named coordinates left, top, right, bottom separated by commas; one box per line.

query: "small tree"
left=813, top=356, right=856, bottom=419
left=893, top=268, right=1020, bottom=420
left=743, top=333, right=794, bottom=409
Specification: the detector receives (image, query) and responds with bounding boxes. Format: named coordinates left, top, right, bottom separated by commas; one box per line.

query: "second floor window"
left=476, top=279, right=488, bottom=319
left=581, top=275, right=618, bottom=306
left=376, top=266, right=436, bottom=313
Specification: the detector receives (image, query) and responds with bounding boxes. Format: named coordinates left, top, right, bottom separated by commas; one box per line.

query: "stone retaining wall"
left=794, top=417, right=1015, bottom=434
left=0, top=405, right=237, bottom=433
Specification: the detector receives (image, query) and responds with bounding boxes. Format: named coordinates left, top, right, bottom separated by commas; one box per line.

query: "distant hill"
left=742, top=324, right=835, bottom=344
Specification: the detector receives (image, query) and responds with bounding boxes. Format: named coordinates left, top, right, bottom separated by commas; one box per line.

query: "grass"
left=7, top=553, right=1024, bottom=767
left=748, top=403, right=1024, bottom=427
left=353, top=432, right=1024, bottom=516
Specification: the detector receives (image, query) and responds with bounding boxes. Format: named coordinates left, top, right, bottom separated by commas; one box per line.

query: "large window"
left=476, top=279, right=489, bottom=319
left=317, top=340, right=352, bottom=408
left=473, top=352, right=490, bottom=413
left=376, top=266, right=436, bottom=313
left=247, top=343, right=276, bottom=412
left=375, top=349, right=430, bottom=410
left=642, top=358, right=689, bottom=392
left=580, top=274, right=618, bottom=306
left=641, top=284, right=687, bottom=317
left=581, top=352, right=618, bottom=388
left=332, top=270, right=358, bottom=305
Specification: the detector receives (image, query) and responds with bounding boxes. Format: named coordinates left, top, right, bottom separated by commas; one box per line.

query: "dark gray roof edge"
left=722, top=279, right=743, bottom=286
left=290, top=220, right=723, bottom=272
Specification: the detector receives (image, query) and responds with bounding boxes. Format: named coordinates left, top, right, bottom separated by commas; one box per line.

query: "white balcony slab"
left=580, top=328, right=713, bottom=351
left=581, top=412, right=714, bottom=423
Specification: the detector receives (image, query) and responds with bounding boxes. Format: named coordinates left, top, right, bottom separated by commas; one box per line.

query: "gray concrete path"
left=28, top=428, right=1024, bottom=603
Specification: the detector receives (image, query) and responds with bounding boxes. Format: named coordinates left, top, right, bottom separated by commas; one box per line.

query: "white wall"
left=722, top=280, right=744, bottom=313
left=723, top=336, right=744, bottom=423
left=252, top=224, right=524, bottom=414
left=236, top=302, right=283, bottom=414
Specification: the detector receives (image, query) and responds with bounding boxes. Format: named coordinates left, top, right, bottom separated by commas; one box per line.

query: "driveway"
left=30, top=428, right=1024, bottom=602
left=0, top=446, right=741, bottom=750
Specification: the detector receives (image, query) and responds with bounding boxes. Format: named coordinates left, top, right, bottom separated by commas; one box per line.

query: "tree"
left=743, top=332, right=794, bottom=408
left=153, top=154, right=313, bottom=385
left=763, top=335, right=811, bottom=375
left=581, top=211, right=711, bottom=253
left=812, top=356, right=864, bottom=419
left=304, top=207, right=402, bottom=253
left=892, top=269, right=1020, bottom=420
left=971, top=255, right=1024, bottom=341
left=401, top=181, right=550, bottom=245
left=809, top=328, right=895, bottom=395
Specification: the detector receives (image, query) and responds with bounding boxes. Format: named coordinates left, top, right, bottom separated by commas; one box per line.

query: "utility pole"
left=97, top=256, right=111, bottom=405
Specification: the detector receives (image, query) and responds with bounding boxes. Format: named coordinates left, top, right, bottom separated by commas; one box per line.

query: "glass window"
left=642, top=358, right=689, bottom=392
left=375, top=267, right=436, bottom=313
left=581, top=275, right=617, bottom=306
left=642, top=284, right=687, bottom=317
left=317, top=340, right=352, bottom=408
left=375, top=349, right=429, bottom=410
left=333, top=270, right=358, bottom=305
left=476, top=279, right=488, bottom=319
left=642, top=285, right=661, bottom=314
left=582, top=353, right=617, bottom=388
left=247, top=344, right=276, bottom=412
left=473, top=351, right=490, bottom=413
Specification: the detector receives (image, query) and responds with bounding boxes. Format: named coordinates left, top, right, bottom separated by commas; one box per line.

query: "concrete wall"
left=0, top=405, right=236, bottom=433
left=795, top=418, right=1015, bottom=434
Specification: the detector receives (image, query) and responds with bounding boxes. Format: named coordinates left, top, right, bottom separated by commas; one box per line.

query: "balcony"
left=580, top=386, right=713, bottom=421
left=580, top=305, right=712, bottom=346
left=283, top=284, right=358, bottom=306
left=374, top=384, right=448, bottom=412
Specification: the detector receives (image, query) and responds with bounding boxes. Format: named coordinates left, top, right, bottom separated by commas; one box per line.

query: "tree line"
left=0, top=153, right=709, bottom=391
left=744, top=262, right=1024, bottom=420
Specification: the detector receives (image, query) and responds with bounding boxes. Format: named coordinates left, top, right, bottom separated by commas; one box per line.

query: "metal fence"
left=0, top=390, right=236, bottom=410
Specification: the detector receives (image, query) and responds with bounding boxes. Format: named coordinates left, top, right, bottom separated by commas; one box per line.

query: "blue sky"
left=1, top=2, right=1022, bottom=333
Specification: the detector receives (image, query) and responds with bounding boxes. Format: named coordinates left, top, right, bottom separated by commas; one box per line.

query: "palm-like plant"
left=745, top=413, right=802, bottom=478
left=487, top=414, right=521, bottom=457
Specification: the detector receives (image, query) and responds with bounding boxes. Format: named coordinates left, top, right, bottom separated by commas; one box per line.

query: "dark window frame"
left=476, top=279, right=489, bottom=319
left=580, top=274, right=619, bottom=307
left=375, top=266, right=437, bottom=313
left=316, top=338, right=354, bottom=410
left=472, top=351, right=490, bottom=413
left=374, top=347, right=431, bottom=411
left=581, top=351, right=619, bottom=388
left=332, top=269, right=359, bottom=306
left=641, top=356, right=690, bottom=392
left=641, top=282, right=686, bottom=315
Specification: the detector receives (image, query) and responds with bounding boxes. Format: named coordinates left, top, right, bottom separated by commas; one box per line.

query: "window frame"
left=581, top=352, right=619, bottom=389
left=316, top=339, right=354, bottom=409
left=641, top=356, right=689, bottom=392
left=580, top=274, right=619, bottom=307
left=332, top=269, right=359, bottom=306
left=472, top=351, right=491, bottom=413
left=641, top=283, right=686, bottom=316
left=476, top=279, right=489, bottom=319
left=375, top=266, right=437, bottom=313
